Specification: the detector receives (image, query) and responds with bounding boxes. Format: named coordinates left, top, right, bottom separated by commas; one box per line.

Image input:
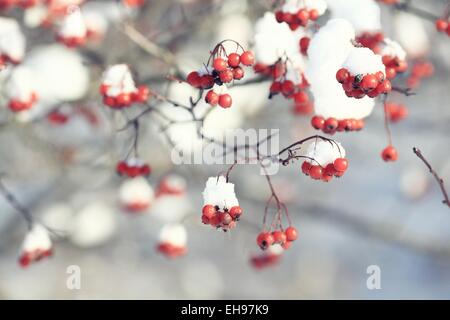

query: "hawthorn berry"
left=311, top=115, right=325, bottom=130
left=202, top=205, right=216, bottom=219
left=227, top=53, right=241, bottom=68
left=299, top=37, right=310, bottom=55
left=205, top=90, right=219, bottom=106
left=336, top=68, right=349, bottom=83
left=360, top=75, right=378, bottom=92
left=257, top=232, right=274, bottom=250
left=187, top=71, right=201, bottom=88
left=218, top=94, right=232, bottom=108
left=229, top=206, right=242, bottom=219
left=381, top=146, right=398, bottom=162
left=324, top=117, right=339, bottom=133
left=240, top=51, right=254, bottom=66
left=232, top=67, right=244, bottom=80
left=272, top=230, right=287, bottom=245
left=301, top=161, right=312, bottom=175
left=436, top=19, right=448, bottom=32
left=219, top=69, right=234, bottom=83
left=281, top=80, right=295, bottom=97
left=213, top=58, right=228, bottom=72
left=309, top=165, right=323, bottom=180
left=285, top=227, right=298, bottom=242
left=333, top=158, right=348, bottom=172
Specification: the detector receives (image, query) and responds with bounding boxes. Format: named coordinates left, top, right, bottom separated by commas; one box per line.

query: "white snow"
left=5, top=66, right=35, bottom=101
left=380, top=38, right=407, bottom=60
left=58, top=7, right=87, bottom=38
left=102, top=64, right=137, bottom=97
left=159, top=224, right=187, bottom=247
left=21, top=224, right=52, bottom=253
left=304, top=140, right=345, bottom=166
left=119, top=177, right=155, bottom=207
left=202, top=176, right=239, bottom=209
left=326, top=0, right=381, bottom=33
left=0, top=17, right=26, bottom=63
left=342, top=47, right=385, bottom=75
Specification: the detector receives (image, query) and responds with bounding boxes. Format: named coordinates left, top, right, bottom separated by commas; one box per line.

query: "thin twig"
left=413, top=147, right=450, bottom=208
left=0, top=176, right=33, bottom=229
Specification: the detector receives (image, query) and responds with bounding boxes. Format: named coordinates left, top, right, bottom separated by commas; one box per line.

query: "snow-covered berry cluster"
left=18, top=224, right=53, bottom=268
left=274, top=0, right=327, bottom=31
left=301, top=140, right=348, bottom=182
left=336, top=48, right=391, bottom=99
left=157, top=224, right=187, bottom=259
left=186, top=42, right=255, bottom=109
left=380, top=39, right=408, bottom=80
left=55, top=7, right=87, bottom=48
left=257, top=226, right=298, bottom=251
left=311, top=115, right=364, bottom=134
left=100, top=64, right=150, bottom=109
left=5, top=67, right=38, bottom=112
left=385, top=101, right=408, bottom=123
left=355, top=31, right=384, bottom=54
left=0, top=17, right=25, bottom=68
left=201, top=176, right=242, bottom=232
left=435, top=19, right=450, bottom=36
left=119, top=177, right=154, bottom=213
left=116, top=158, right=151, bottom=178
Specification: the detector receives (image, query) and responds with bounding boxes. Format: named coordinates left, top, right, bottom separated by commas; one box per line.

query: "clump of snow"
left=119, top=177, right=155, bottom=208
left=202, top=176, right=239, bottom=210
left=5, top=66, right=36, bottom=101
left=326, top=0, right=381, bottom=33
left=0, top=17, right=26, bottom=63
left=253, top=12, right=306, bottom=69
left=159, top=224, right=187, bottom=248
left=304, top=140, right=345, bottom=166
left=58, top=7, right=87, bottom=38
left=21, top=225, right=52, bottom=253
left=102, top=64, right=137, bottom=97
left=380, top=38, right=407, bottom=60
left=342, top=47, right=385, bottom=75
left=305, top=19, right=375, bottom=119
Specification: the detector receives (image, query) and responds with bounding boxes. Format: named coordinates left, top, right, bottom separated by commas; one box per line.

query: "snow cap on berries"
left=254, top=12, right=306, bottom=67
left=156, top=174, right=187, bottom=196
left=305, top=19, right=375, bottom=119
left=342, top=47, right=385, bottom=76
left=159, top=223, right=187, bottom=248
left=58, top=7, right=87, bottom=38
left=327, top=0, right=381, bottom=33
left=19, top=224, right=52, bottom=267
left=102, top=64, right=137, bottom=97
left=202, top=176, right=239, bottom=210
left=380, top=38, right=406, bottom=60
left=282, top=0, right=327, bottom=15
left=5, top=66, right=36, bottom=102
left=0, top=17, right=26, bottom=63
left=304, top=140, right=345, bottom=166
left=119, top=177, right=154, bottom=212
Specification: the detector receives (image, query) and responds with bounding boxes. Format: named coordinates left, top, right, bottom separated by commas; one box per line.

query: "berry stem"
left=413, top=147, right=450, bottom=209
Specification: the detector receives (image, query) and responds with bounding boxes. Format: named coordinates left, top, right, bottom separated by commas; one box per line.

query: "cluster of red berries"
left=336, top=68, right=392, bottom=99
left=382, top=55, right=408, bottom=80
left=435, top=19, right=450, bottom=36
left=8, top=93, right=38, bottom=113
left=381, top=145, right=398, bottom=162
left=186, top=48, right=254, bottom=109
left=311, top=115, right=364, bottom=134
left=356, top=32, right=384, bottom=54
left=275, top=8, right=319, bottom=30
left=299, top=36, right=310, bottom=56
left=19, top=248, right=53, bottom=268
left=406, top=60, right=434, bottom=88
left=0, top=0, right=37, bottom=10
left=201, top=205, right=242, bottom=232
left=301, top=158, right=348, bottom=182
left=385, top=102, right=408, bottom=123
left=100, top=85, right=150, bottom=109
left=55, top=34, right=86, bottom=48
left=256, top=226, right=298, bottom=251
left=116, top=160, right=151, bottom=178
left=250, top=252, right=281, bottom=270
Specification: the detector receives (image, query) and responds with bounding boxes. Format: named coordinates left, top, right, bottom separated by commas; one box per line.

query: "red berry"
left=240, top=51, right=254, bottom=66
left=385, top=67, right=397, bottom=80
left=227, top=53, right=241, bottom=68
left=99, top=84, right=109, bottom=95
left=336, top=68, right=349, bottom=83
left=218, top=94, right=232, bottom=108
left=360, top=74, right=378, bottom=92
left=275, top=11, right=284, bottom=23
left=257, top=232, right=274, bottom=250
left=270, top=81, right=282, bottom=94
left=272, top=230, right=287, bottom=244
left=103, top=96, right=116, bottom=107
left=324, top=117, right=338, bottom=132
left=201, top=215, right=210, bottom=225
left=293, top=91, right=309, bottom=104
left=381, top=145, right=398, bottom=162
left=436, top=19, right=448, bottom=32
left=309, top=165, right=323, bottom=180
left=299, top=37, right=310, bottom=55
left=282, top=241, right=292, bottom=250
left=375, top=71, right=385, bottom=82
left=301, top=161, right=312, bottom=175
left=229, top=206, right=242, bottom=219
left=324, top=163, right=337, bottom=176
left=285, top=226, right=298, bottom=241
left=116, top=93, right=132, bottom=106
left=376, top=80, right=392, bottom=94
left=134, top=85, right=150, bottom=103
left=296, top=9, right=309, bottom=24
left=187, top=71, right=201, bottom=88
left=220, top=212, right=232, bottom=225
left=232, top=66, right=244, bottom=80
left=205, top=90, right=219, bottom=106
left=309, top=9, right=319, bottom=20
left=311, top=115, right=325, bottom=130
left=202, top=205, right=216, bottom=219
left=446, top=23, right=450, bottom=36
left=333, top=158, right=348, bottom=172
left=213, top=58, right=227, bottom=72
left=281, top=80, right=295, bottom=97
left=199, top=75, right=215, bottom=89
left=219, top=69, right=234, bottom=83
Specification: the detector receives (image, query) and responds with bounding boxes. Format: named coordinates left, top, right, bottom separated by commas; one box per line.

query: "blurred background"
left=1, top=0, right=450, bottom=299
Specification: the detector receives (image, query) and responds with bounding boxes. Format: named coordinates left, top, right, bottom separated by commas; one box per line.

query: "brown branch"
left=413, top=147, right=450, bottom=208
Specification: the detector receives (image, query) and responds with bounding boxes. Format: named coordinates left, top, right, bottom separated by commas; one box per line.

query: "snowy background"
left=1, top=0, right=450, bottom=299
